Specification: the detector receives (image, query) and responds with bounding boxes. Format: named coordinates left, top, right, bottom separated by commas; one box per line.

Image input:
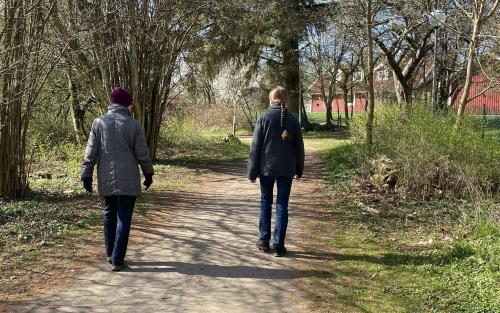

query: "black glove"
left=143, top=174, right=153, bottom=190
left=82, top=177, right=93, bottom=193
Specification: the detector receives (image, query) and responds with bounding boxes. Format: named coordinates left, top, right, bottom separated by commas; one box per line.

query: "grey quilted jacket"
left=81, top=104, right=154, bottom=197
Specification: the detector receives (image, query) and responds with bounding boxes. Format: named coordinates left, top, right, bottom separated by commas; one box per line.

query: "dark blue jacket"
left=247, top=106, right=305, bottom=180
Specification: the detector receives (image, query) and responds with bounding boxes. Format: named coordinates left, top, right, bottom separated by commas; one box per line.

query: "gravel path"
left=15, top=148, right=328, bottom=313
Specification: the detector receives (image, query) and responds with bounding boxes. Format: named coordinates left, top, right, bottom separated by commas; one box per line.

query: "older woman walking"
left=81, top=87, right=154, bottom=271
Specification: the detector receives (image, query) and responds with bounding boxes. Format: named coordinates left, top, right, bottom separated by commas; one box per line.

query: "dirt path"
left=12, top=146, right=330, bottom=313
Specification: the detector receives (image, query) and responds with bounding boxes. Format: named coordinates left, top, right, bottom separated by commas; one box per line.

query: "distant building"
left=303, top=63, right=395, bottom=114
left=452, top=75, right=500, bottom=115
left=305, top=63, right=500, bottom=115
left=303, top=92, right=366, bottom=113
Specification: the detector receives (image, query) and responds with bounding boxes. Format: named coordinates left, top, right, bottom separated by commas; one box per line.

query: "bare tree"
left=51, top=0, right=208, bottom=158
left=364, top=0, right=376, bottom=147
left=336, top=0, right=383, bottom=145
left=0, top=0, right=59, bottom=198
left=338, top=51, right=362, bottom=125
left=453, top=0, right=499, bottom=125
left=372, top=1, right=435, bottom=109
left=305, top=21, right=350, bottom=129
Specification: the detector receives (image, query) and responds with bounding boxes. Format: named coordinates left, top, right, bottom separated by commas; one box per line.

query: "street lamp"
left=428, top=10, right=447, bottom=111
left=297, top=43, right=311, bottom=127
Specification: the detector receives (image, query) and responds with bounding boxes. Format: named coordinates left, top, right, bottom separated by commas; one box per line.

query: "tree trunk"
left=232, top=108, right=236, bottom=136
left=351, top=87, right=355, bottom=119
left=282, top=38, right=300, bottom=115
left=437, top=69, right=451, bottom=113
left=0, top=1, right=26, bottom=198
left=402, top=82, right=413, bottom=116
left=365, top=0, right=375, bottom=147
left=343, top=88, right=349, bottom=125
left=393, top=71, right=405, bottom=106
left=326, top=98, right=333, bottom=127
left=299, top=86, right=310, bottom=128
left=456, top=18, right=481, bottom=126
left=300, top=100, right=310, bottom=126
left=67, top=71, right=87, bottom=144
left=336, top=98, right=341, bottom=126
left=319, top=70, right=333, bottom=128
left=393, top=68, right=413, bottom=114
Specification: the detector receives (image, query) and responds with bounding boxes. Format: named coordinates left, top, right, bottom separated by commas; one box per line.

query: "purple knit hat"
left=110, top=87, right=133, bottom=107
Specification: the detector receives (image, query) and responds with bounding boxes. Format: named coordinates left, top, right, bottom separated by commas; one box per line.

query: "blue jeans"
left=259, top=176, right=293, bottom=249
left=103, top=195, right=136, bottom=266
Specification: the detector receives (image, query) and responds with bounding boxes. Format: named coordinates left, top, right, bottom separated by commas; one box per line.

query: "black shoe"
left=111, top=264, right=123, bottom=272
left=256, top=240, right=271, bottom=252
left=273, top=246, right=287, bottom=257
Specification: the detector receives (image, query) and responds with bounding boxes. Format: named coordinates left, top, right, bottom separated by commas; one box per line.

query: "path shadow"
left=153, top=138, right=328, bottom=180
left=288, top=250, right=470, bottom=266
left=125, top=261, right=333, bottom=279
left=154, top=158, right=247, bottom=178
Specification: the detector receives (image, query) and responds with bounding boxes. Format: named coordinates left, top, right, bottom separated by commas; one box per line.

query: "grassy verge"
left=0, top=133, right=249, bottom=306
left=471, top=115, right=500, bottom=141
left=0, top=195, right=102, bottom=302
left=300, top=132, right=499, bottom=313
left=305, top=112, right=354, bottom=126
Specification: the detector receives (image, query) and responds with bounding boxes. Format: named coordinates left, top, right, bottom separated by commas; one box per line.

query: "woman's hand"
left=250, top=179, right=256, bottom=183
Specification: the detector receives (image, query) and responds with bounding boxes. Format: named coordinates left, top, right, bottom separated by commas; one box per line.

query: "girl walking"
left=247, top=86, right=305, bottom=257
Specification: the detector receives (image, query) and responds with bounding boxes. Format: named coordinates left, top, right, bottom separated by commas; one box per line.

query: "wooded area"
left=0, top=0, right=498, bottom=198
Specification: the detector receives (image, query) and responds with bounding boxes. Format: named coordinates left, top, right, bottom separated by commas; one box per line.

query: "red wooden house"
left=305, top=64, right=500, bottom=116
left=304, top=63, right=394, bottom=114
left=452, top=75, right=500, bottom=115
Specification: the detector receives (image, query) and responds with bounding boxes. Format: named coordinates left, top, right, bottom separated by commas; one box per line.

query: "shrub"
left=158, top=104, right=259, bottom=157
left=25, top=102, right=87, bottom=193
left=158, top=113, right=207, bottom=155
left=351, top=105, right=500, bottom=204
left=166, top=103, right=258, bottom=134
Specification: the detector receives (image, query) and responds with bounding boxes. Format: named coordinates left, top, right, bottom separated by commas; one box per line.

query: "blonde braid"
left=280, top=99, right=289, bottom=141
left=270, top=86, right=290, bottom=141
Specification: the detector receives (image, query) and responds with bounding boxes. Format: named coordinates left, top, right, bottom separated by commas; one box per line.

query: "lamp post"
left=297, top=43, right=311, bottom=127
left=298, top=60, right=302, bottom=126
left=428, top=10, right=446, bottom=112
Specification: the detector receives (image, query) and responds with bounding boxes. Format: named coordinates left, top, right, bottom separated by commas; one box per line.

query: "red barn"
left=305, top=66, right=500, bottom=116
left=452, top=75, right=500, bottom=115
left=306, top=94, right=366, bottom=113
left=304, top=63, right=392, bottom=114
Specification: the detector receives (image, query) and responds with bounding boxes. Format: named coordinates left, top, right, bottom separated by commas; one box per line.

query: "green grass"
left=307, top=112, right=327, bottom=124
left=472, top=115, right=500, bottom=141
left=0, top=197, right=100, bottom=245
left=301, top=132, right=500, bottom=313
left=413, top=223, right=500, bottom=312
left=157, top=135, right=249, bottom=165
left=305, top=112, right=354, bottom=126
left=0, top=195, right=101, bottom=297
